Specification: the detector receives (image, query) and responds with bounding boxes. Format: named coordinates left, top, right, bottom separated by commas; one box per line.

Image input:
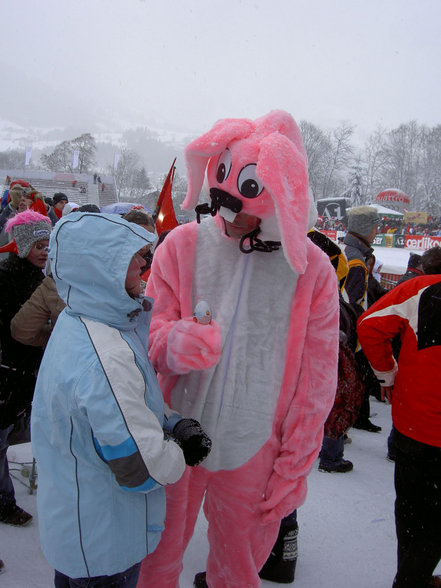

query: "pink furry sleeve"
left=166, top=317, right=222, bottom=374
left=261, top=244, right=339, bottom=523
left=146, top=222, right=221, bottom=375
left=145, top=224, right=196, bottom=375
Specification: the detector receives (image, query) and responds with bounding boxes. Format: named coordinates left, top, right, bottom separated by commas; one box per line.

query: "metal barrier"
left=9, top=457, right=37, bottom=494
left=380, top=272, right=402, bottom=290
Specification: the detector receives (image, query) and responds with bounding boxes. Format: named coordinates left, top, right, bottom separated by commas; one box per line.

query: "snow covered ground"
left=372, top=245, right=423, bottom=276
left=3, top=400, right=440, bottom=587
left=1, top=245, right=438, bottom=587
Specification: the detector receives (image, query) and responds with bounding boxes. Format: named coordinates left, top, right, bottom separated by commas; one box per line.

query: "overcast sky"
left=1, top=0, right=440, bottom=139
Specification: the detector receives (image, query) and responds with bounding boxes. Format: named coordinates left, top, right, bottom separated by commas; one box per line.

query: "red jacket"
left=357, top=274, right=441, bottom=448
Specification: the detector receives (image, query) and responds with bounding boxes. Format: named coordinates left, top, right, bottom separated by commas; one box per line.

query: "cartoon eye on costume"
left=216, top=150, right=232, bottom=183
left=237, top=164, right=264, bottom=198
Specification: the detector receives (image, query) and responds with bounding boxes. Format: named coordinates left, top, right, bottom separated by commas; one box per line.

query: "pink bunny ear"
left=182, top=118, right=254, bottom=210
left=257, top=132, right=310, bottom=274
left=254, top=110, right=307, bottom=161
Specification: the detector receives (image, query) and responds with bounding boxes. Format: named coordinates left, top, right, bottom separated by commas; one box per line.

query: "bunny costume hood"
left=183, top=110, right=317, bottom=273
left=140, top=111, right=339, bottom=588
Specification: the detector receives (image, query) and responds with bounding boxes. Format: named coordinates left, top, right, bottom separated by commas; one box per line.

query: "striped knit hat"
left=5, top=210, right=52, bottom=258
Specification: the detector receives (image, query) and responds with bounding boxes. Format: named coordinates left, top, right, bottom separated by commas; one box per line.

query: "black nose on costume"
left=209, top=188, right=243, bottom=214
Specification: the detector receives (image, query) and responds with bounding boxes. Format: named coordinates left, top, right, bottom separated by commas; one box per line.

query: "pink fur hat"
left=183, top=110, right=313, bottom=274
left=5, top=210, right=52, bottom=258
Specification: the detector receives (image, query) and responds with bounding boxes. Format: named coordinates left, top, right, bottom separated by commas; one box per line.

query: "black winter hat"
left=53, top=193, right=68, bottom=205
left=421, top=247, right=441, bottom=275
left=407, top=253, right=422, bottom=270
left=78, top=204, right=100, bottom=213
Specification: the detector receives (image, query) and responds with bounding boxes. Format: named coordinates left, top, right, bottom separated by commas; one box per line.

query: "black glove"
left=172, top=418, right=212, bottom=466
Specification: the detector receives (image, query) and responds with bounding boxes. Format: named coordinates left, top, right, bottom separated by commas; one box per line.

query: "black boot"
left=0, top=504, right=32, bottom=526
left=318, top=458, right=353, bottom=473
left=259, top=523, right=298, bottom=584
left=194, top=571, right=208, bottom=587
left=353, top=418, right=382, bottom=433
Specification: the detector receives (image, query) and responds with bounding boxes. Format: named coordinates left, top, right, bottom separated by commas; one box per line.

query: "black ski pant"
left=392, top=429, right=441, bottom=588
left=354, top=350, right=375, bottom=425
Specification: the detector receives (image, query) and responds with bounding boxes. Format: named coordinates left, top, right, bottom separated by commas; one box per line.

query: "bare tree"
left=40, top=140, right=73, bottom=172
left=362, top=127, right=390, bottom=201
left=321, top=122, right=354, bottom=199
left=347, top=160, right=366, bottom=206
left=40, top=133, right=96, bottom=173
left=113, top=148, right=152, bottom=204
left=131, top=166, right=152, bottom=202
left=382, top=121, right=421, bottom=206
left=70, top=133, right=96, bottom=174
left=0, top=149, right=28, bottom=169
left=299, top=121, right=332, bottom=199
left=417, top=125, right=441, bottom=216
left=114, top=148, right=140, bottom=200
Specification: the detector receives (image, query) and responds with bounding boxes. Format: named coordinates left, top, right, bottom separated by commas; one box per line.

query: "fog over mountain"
left=2, top=0, right=441, bottom=140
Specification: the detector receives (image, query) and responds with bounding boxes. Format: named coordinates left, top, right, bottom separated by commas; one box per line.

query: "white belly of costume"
left=171, top=218, right=298, bottom=470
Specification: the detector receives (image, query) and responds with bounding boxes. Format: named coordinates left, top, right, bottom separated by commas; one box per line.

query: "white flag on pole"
left=25, top=146, right=32, bottom=166
left=114, top=152, right=121, bottom=170
left=73, top=150, right=80, bottom=170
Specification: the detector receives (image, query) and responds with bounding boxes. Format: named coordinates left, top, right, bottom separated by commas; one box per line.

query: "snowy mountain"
left=0, top=117, right=194, bottom=175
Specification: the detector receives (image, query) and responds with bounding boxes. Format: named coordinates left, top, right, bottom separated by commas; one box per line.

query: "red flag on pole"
left=0, top=240, right=18, bottom=255
left=153, top=158, right=178, bottom=236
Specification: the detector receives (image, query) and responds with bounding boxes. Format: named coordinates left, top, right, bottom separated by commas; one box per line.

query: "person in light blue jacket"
left=31, top=212, right=211, bottom=588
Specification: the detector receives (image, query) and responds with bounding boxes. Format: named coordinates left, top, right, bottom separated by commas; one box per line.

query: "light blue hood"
left=49, top=212, right=156, bottom=329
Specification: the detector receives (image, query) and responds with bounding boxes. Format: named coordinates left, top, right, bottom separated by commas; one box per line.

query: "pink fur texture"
left=183, top=110, right=310, bottom=273
left=140, top=111, right=340, bottom=587
left=5, top=209, right=51, bottom=233
left=166, top=317, right=222, bottom=374
left=142, top=231, right=339, bottom=587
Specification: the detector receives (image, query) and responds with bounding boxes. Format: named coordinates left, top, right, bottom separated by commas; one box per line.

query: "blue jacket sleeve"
left=74, top=323, right=186, bottom=493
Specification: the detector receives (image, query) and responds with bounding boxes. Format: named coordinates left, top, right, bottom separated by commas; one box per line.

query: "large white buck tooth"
left=219, top=207, right=237, bottom=223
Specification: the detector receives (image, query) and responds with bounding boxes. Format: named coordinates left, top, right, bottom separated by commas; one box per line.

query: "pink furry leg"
left=204, top=458, right=280, bottom=587
left=137, top=467, right=208, bottom=588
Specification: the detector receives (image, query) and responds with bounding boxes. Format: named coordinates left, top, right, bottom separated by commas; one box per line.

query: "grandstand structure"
left=0, top=169, right=117, bottom=208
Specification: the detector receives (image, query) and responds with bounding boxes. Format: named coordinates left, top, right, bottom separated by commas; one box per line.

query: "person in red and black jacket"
left=357, top=273, right=441, bottom=588
left=396, top=253, right=423, bottom=285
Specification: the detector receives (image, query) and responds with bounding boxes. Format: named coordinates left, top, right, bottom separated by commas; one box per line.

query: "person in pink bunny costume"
left=138, top=110, right=339, bottom=588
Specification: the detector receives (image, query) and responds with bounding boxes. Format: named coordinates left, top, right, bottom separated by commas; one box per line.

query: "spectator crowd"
left=0, top=110, right=440, bottom=588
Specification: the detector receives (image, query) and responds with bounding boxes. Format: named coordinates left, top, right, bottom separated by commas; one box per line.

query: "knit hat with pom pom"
left=5, top=210, right=52, bottom=258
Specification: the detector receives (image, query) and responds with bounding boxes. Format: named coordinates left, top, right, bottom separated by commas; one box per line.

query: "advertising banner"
left=321, top=230, right=337, bottom=241
left=394, top=234, right=405, bottom=248
left=373, top=234, right=385, bottom=247
left=316, top=198, right=350, bottom=221
left=384, top=234, right=394, bottom=248
left=373, top=234, right=405, bottom=248
left=25, top=146, right=32, bottom=166
left=72, top=150, right=80, bottom=170
left=404, top=235, right=441, bottom=250
left=404, top=211, right=428, bottom=224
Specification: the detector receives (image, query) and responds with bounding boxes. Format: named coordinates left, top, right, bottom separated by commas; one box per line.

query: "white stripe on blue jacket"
left=31, top=213, right=185, bottom=578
